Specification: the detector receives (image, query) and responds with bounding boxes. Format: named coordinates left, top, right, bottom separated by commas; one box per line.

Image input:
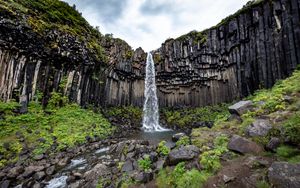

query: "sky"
left=63, top=0, right=250, bottom=51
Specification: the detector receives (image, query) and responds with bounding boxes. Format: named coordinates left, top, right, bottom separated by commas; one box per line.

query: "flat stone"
left=172, top=132, right=186, bottom=142
left=268, top=162, right=300, bottom=188
left=228, top=100, right=253, bottom=116
left=228, top=135, right=264, bottom=154
left=122, top=160, right=134, bottom=172
left=167, top=145, right=200, bottom=165
left=245, top=119, right=272, bottom=137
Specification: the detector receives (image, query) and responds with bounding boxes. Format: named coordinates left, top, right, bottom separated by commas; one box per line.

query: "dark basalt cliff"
left=0, top=0, right=299, bottom=108
left=154, top=0, right=300, bottom=107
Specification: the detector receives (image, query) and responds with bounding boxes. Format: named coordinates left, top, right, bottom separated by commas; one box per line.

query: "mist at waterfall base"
left=142, top=53, right=169, bottom=132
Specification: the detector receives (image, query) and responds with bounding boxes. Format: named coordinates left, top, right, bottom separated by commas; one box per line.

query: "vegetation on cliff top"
left=0, top=0, right=132, bottom=63
left=169, top=0, right=265, bottom=44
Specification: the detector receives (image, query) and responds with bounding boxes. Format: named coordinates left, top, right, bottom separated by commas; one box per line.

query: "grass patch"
left=0, top=99, right=114, bottom=168
left=162, top=103, right=230, bottom=128
left=105, top=106, right=142, bottom=125
left=138, top=155, right=152, bottom=172
left=156, top=162, right=210, bottom=188
left=275, top=145, right=300, bottom=163
left=157, top=141, right=170, bottom=156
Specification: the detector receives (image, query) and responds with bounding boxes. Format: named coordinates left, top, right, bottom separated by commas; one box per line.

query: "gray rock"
left=268, top=162, right=300, bottom=188
left=84, top=164, right=110, bottom=184
left=228, top=101, right=253, bottom=116
left=19, top=95, right=28, bottom=114
left=167, top=145, right=200, bottom=165
left=0, top=180, right=10, bottom=188
left=46, top=166, right=55, bottom=175
left=266, top=137, right=281, bottom=152
left=246, top=119, right=272, bottom=137
left=33, top=182, right=41, bottom=188
left=7, top=166, right=24, bottom=178
left=228, top=135, right=264, bottom=154
left=22, top=166, right=44, bottom=178
left=223, top=175, right=235, bottom=183
left=172, top=133, right=186, bottom=142
left=122, top=160, right=134, bottom=172
left=34, top=171, right=45, bottom=180
left=34, top=154, right=45, bottom=161
left=133, top=172, right=153, bottom=183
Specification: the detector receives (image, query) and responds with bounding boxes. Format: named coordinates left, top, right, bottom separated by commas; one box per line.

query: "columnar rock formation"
left=0, top=0, right=299, bottom=108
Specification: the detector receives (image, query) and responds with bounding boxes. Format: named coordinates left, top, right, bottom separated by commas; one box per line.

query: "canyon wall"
left=0, top=0, right=300, bottom=108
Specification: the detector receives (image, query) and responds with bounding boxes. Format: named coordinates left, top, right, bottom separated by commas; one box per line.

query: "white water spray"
left=142, top=53, right=169, bottom=132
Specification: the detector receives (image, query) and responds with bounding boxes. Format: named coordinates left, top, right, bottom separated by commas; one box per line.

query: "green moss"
left=177, top=30, right=207, bottom=45
left=199, top=135, right=229, bottom=173
left=105, top=106, right=142, bottom=125
left=0, top=0, right=109, bottom=63
left=256, top=180, right=271, bottom=188
left=162, top=103, right=230, bottom=128
left=0, top=99, right=114, bottom=167
left=138, top=155, right=152, bottom=172
left=275, top=145, right=300, bottom=163
left=156, top=162, right=211, bottom=188
left=283, top=113, right=300, bottom=144
left=157, top=140, right=170, bottom=156
left=176, top=136, right=190, bottom=147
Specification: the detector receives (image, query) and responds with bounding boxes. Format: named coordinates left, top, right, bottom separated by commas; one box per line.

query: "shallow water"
left=128, top=130, right=177, bottom=145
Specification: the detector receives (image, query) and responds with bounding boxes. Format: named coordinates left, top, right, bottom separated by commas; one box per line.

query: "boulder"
left=121, top=160, right=134, bottom=172
left=34, top=171, right=45, bottom=180
left=172, top=133, right=186, bottom=142
left=228, top=135, right=264, bottom=154
left=22, top=166, right=44, bottom=178
left=228, top=101, right=253, bottom=116
left=7, top=166, right=24, bottom=178
left=0, top=180, right=10, bottom=188
left=245, top=119, right=272, bottom=137
left=266, top=137, right=281, bottom=152
left=84, top=164, right=110, bottom=183
left=268, top=162, right=300, bottom=188
left=46, top=166, right=55, bottom=175
left=167, top=145, right=200, bottom=165
left=133, top=172, right=153, bottom=183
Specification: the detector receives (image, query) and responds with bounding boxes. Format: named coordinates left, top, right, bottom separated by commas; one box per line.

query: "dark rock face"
left=268, top=162, right=300, bottom=188
left=0, top=0, right=300, bottom=108
left=228, top=135, right=264, bottom=154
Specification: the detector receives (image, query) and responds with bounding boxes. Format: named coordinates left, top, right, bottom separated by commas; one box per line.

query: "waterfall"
left=142, top=53, right=168, bottom=132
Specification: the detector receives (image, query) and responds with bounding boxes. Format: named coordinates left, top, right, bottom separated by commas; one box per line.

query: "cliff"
left=154, top=0, right=300, bottom=107
left=0, top=0, right=299, bottom=108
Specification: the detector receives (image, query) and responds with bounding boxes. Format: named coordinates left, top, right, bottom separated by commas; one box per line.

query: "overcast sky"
left=63, top=0, right=249, bottom=51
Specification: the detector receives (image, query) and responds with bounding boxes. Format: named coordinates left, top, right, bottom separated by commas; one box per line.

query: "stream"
left=44, top=130, right=176, bottom=188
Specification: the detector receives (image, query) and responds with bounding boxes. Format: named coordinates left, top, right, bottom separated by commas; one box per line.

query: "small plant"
left=138, top=155, right=152, bottom=172
left=176, top=136, right=190, bottom=147
left=200, top=135, right=229, bottom=173
left=256, top=180, right=271, bottom=188
left=157, top=141, right=170, bottom=156
left=156, top=162, right=211, bottom=188
left=283, top=113, right=300, bottom=144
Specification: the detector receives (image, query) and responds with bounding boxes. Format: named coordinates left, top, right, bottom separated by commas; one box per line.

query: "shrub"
left=200, top=135, right=229, bottom=173
left=283, top=113, right=300, bottom=144
left=256, top=180, right=271, bottom=188
left=138, top=155, right=152, bottom=172
left=176, top=136, right=190, bottom=147
left=156, top=162, right=211, bottom=188
left=157, top=141, right=170, bottom=156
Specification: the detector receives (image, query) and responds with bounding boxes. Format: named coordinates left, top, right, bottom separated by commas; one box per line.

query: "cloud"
left=63, top=0, right=250, bottom=51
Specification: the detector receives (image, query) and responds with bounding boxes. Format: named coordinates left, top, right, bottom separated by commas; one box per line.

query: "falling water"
left=142, top=53, right=168, bottom=132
